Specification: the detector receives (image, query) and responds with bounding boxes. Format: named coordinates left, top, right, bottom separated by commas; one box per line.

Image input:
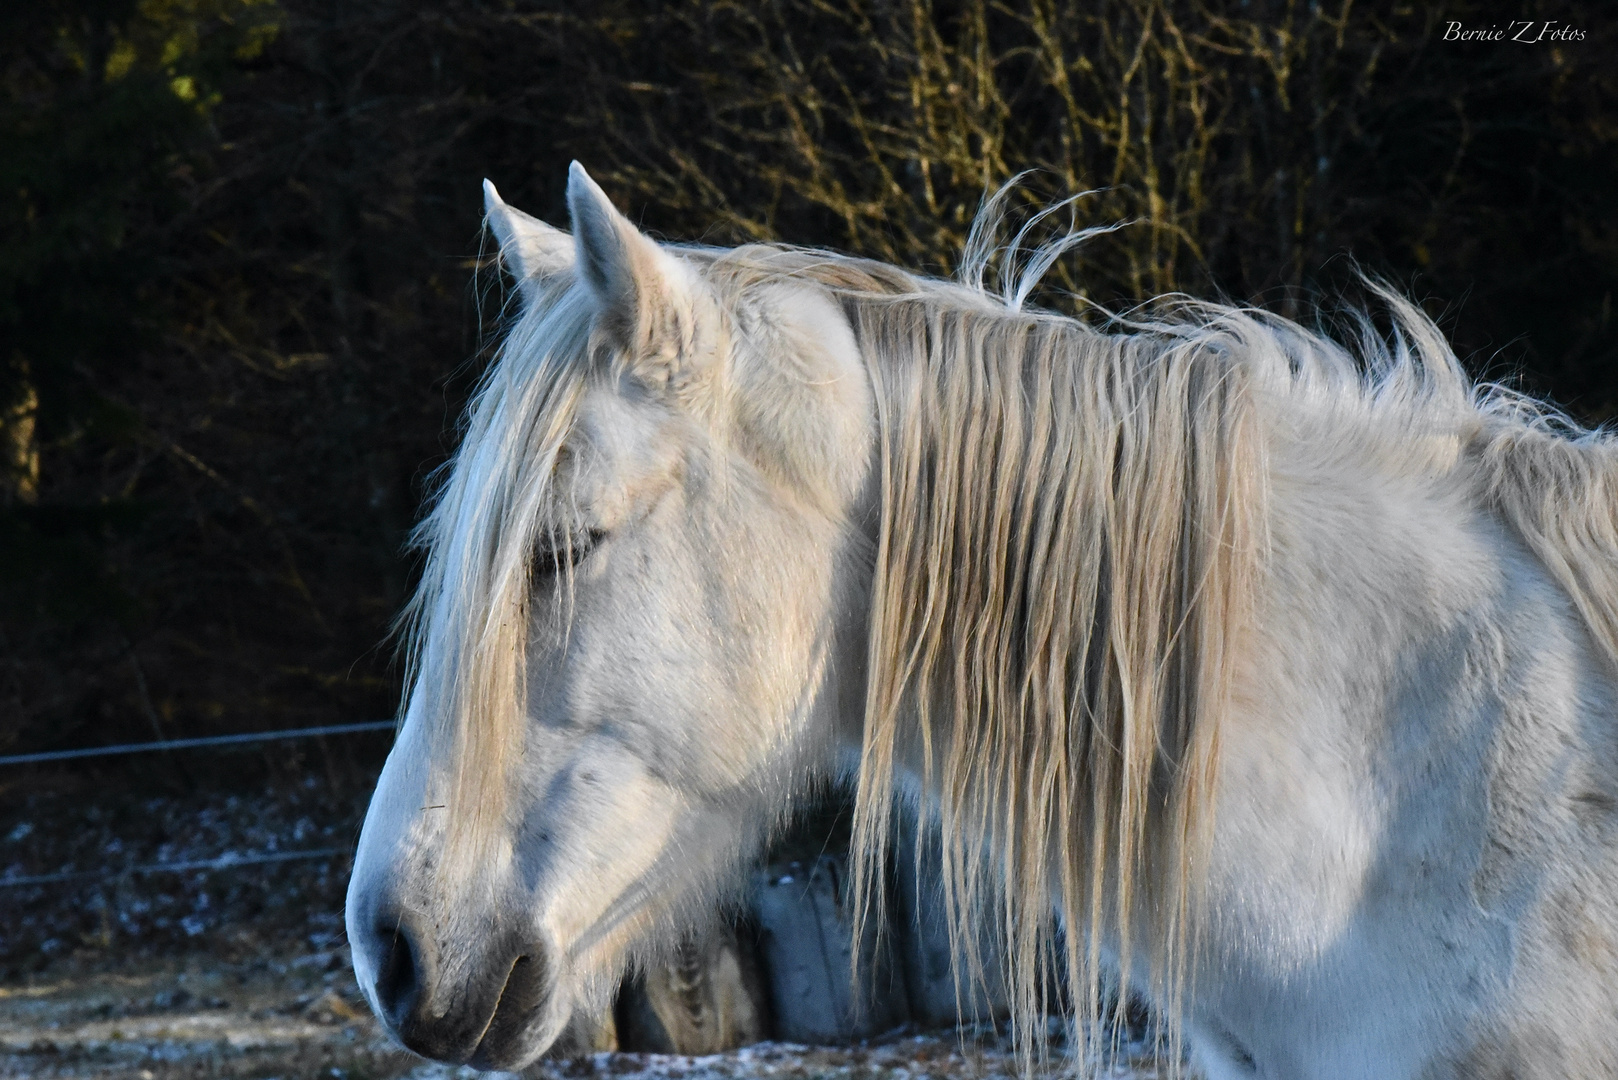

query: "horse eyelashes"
left=531, top=530, right=606, bottom=579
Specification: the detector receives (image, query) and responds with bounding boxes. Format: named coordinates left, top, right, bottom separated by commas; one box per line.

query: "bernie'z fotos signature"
left=1443, top=20, right=1586, bottom=42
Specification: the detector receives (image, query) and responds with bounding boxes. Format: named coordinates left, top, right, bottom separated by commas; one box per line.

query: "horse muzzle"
left=362, top=904, right=561, bottom=1067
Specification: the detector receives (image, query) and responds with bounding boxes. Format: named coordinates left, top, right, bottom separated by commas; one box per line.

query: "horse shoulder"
left=1198, top=442, right=1618, bottom=1077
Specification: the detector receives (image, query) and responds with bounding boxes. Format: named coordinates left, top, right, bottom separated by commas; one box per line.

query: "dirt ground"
left=0, top=947, right=1162, bottom=1080
left=0, top=944, right=399, bottom=1079
left=0, top=771, right=1162, bottom=1079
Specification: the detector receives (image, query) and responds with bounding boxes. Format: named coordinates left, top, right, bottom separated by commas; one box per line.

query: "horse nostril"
left=374, top=916, right=425, bottom=1026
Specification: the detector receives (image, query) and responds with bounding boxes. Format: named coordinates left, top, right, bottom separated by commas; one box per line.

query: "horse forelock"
left=400, top=276, right=598, bottom=888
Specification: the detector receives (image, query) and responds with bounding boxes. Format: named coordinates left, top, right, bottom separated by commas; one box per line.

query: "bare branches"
left=556, top=0, right=1496, bottom=314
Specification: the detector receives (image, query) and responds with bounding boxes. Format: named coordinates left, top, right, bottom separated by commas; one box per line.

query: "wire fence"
left=0, top=847, right=348, bottom=889
left=0, top=721, right=393, bottom=889
left=0, top=720, right=395, bottom=767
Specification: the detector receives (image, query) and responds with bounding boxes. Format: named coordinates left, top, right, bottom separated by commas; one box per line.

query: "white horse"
left=346, top=163, right=1618, bottom=1078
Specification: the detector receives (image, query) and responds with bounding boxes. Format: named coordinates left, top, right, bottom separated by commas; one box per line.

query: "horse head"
left=344, top=163, right=874, bottom=1068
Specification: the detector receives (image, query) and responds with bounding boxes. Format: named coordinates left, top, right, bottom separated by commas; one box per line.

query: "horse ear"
left=565, top=162, right=696, bottom=364
left=483, top=179, right=573, bottom=303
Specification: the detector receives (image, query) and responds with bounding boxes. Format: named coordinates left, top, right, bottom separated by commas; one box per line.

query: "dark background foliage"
left=2, top=0, right=1614, bottom=782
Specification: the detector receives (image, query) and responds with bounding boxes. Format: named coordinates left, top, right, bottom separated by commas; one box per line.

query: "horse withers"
left=346, top=163, right=1618, bottom=1078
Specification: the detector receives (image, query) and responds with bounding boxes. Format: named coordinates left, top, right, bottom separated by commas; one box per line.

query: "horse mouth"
left=468, top=951, right=557, bottom=1068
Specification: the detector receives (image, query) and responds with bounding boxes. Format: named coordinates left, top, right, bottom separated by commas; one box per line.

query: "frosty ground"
left=0, top=775, right=1161, bottom=1079
left=0, top=948, right=1161, bottom=1080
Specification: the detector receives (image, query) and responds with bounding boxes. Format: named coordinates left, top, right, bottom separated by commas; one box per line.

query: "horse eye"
left=532, top=530, right=606, bottom=579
